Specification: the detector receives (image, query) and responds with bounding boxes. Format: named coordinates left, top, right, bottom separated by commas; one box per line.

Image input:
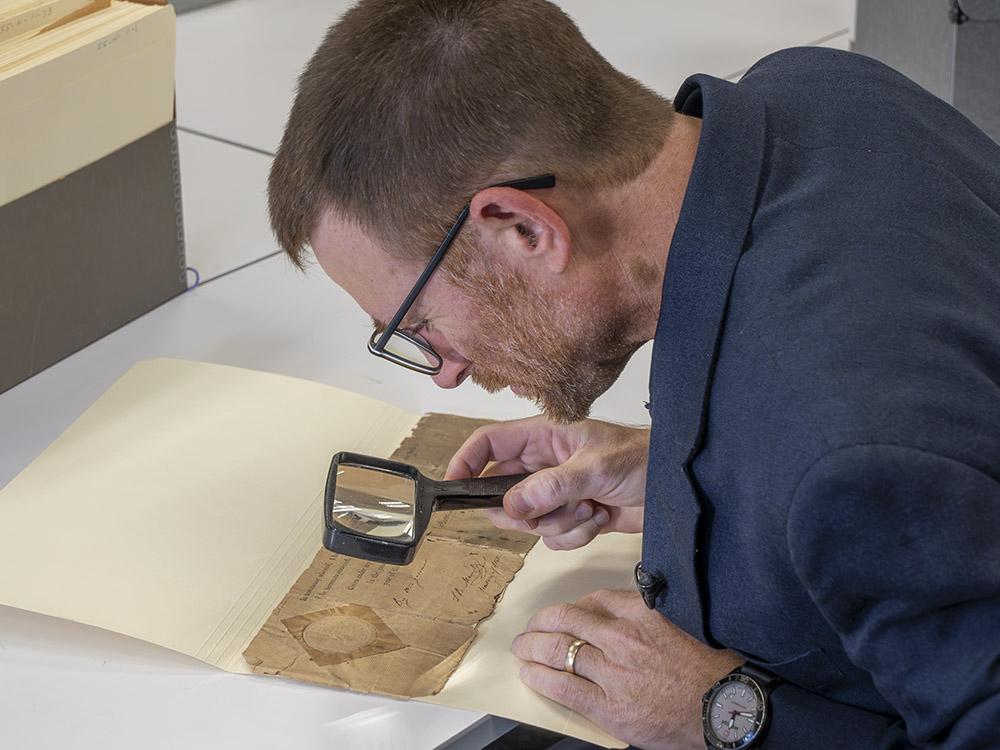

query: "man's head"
left=269, top=0, right=676, bottom=421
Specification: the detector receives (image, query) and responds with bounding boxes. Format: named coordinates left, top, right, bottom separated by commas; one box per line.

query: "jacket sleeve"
left=772, top=444, right=1000, bottom=749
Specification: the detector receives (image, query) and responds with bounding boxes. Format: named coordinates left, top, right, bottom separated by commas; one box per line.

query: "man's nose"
left=431, top=353, right=470, bottom=389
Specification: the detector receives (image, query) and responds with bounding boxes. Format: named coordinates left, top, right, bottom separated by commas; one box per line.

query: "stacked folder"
left=0, top=0, right=185, bottom=394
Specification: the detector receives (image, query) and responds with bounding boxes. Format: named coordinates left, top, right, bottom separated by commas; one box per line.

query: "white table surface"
left=1, top=1, right=855, bottom=747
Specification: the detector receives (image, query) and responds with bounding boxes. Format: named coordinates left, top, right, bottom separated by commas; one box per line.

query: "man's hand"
left=445, top=416, right=649, bottom=549
left=512, top=589, right=745, bottom=750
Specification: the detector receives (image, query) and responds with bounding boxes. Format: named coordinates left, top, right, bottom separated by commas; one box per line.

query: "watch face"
left=702, top=674, right=767, bottom=749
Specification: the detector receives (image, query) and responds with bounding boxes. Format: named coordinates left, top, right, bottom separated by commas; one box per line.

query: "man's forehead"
left=310, top=206, right=381, bottom=258
left=311, top=208, right=416, bottom=281
left=310, top=207, right=436, bottom=334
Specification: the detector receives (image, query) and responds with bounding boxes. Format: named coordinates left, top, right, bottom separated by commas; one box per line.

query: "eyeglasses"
left=368, top=174, right=556, bottom=375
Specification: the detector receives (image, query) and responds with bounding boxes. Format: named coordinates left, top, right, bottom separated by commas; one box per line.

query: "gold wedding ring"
left=564, top=638, right=587, bottom=675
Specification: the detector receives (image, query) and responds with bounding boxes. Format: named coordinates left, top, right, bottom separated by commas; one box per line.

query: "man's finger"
left=483, top=507, right=538, bottom=532
left=444, top=418, right=548, bottom=480
left=503, top=464, right=603, bottom=521
left=526, top=500, right=591, bottom=535
left=444, top=433, right=499, bottom=480
left=523, top=601, right=614, bottom=644
left=542, top=518, right=604, bottom=550
left=518, top=662, right=605, bottom=721
left=512, top=631, right=606, bottom=682
left=480, top=459, right=531, bottom=478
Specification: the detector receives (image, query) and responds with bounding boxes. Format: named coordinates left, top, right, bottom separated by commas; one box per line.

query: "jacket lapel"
left=642, top=73, right=766, bottom=644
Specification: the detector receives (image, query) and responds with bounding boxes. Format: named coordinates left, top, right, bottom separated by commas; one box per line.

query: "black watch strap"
left=737, top=662, right=781, bottom=690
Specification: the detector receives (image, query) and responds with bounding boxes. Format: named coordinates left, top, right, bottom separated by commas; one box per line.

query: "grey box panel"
left=168, top=0, right=233, bottom=14
left=953, top=18, right=1000, bottom=134
left=852, top=0, right=1000, bottom=142
left=0, top=123, right=187, bottom=394
left=853, top=0, right=954, bottom=100
left=958, top=0, right=1000, bottom=20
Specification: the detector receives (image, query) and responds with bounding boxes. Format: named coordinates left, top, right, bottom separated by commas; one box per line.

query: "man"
left=268, top=1, right=1000, bottom=747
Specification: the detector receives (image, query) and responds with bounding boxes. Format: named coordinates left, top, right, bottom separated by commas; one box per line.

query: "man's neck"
left=577, top=114, right=703, bottom=345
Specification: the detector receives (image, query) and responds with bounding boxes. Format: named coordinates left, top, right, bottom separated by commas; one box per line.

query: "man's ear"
left=467, top=187, right=571, bottom=274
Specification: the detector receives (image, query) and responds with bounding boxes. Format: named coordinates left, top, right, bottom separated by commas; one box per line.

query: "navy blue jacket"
left=642, top=48, right=1000, bottom=748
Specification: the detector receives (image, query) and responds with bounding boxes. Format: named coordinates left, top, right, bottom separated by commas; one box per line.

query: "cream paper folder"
left=0, top=1, right=174, bottom=208
left=0, top=0, right=96, bottom=44
left=0, top=359, right=634, bottom=747
left=0, top=358, right=420, bottom=671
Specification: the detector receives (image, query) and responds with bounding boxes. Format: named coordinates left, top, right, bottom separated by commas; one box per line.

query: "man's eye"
left=407, top=320, right=429, bottom=336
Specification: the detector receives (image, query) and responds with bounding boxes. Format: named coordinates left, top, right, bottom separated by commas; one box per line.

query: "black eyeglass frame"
left=367, top=174, right=556, bottom=374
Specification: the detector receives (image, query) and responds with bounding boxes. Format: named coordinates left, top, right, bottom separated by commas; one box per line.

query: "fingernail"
left=575, top=503, right=593, bottom=522
left=594, top=508, right=610, bottom=526
left=510, top=635, right=521, bottom=652
left=510, top=487, right=533, bottom=515
left=519, top=664, right=529, bottom=679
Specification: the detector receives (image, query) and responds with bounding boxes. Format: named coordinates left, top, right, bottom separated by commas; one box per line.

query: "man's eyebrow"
left=372, top=311, right=424, bottom=334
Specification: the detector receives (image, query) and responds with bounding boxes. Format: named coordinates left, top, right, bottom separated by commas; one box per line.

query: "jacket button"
left=634, top=561, right=667, bottom=609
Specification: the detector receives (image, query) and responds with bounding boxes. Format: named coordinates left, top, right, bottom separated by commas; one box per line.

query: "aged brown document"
left=244, top=414, right=538, bottom=698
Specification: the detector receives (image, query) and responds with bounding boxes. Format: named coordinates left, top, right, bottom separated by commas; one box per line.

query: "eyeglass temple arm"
left=372, top=206, right=470, bottom=352
left=371, top=174, right=556, bottom=353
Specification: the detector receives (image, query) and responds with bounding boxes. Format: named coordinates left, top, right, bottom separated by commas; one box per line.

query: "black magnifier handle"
left=429, top=473, right=531, bottom=510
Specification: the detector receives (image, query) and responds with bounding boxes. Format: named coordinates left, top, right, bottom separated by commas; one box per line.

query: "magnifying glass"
left=323, top=451, right=530, bottom=565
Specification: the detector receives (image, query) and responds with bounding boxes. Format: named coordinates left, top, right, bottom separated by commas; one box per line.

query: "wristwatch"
left=702, top=663, right=780, bottom=749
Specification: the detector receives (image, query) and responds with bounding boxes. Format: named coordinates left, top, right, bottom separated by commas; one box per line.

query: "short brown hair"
left=269, top=0, right=675, bottom=268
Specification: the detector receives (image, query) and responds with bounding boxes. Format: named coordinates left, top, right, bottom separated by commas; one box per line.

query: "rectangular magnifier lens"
left=330, top=463, right=417, bottom=543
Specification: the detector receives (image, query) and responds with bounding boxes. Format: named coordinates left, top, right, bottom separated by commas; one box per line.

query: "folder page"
left=0, top=1, right=174, bottom=207
left=0, top=359, right=421, bottom=673
left=0, top=0, right=96, bottom=44
left=0, top=2, right=127, bottom=70
left=0, top=3, right=129, bottom=70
